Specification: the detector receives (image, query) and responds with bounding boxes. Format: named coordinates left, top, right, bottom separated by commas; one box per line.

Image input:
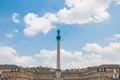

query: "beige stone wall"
left=0, top=65, right=35, bottom=80
left=36, top=73, right=54, bottom=80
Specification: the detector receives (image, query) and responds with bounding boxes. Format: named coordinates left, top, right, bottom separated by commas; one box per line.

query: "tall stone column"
left=56, top=29, right=61, bottom=80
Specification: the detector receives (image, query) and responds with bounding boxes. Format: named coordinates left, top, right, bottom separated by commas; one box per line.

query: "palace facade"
left=0, top=65, right=36, bottom=80
left=0, top=64, right=120, bottom=80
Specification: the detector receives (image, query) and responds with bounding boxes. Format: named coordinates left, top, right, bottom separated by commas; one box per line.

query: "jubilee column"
left=56, top=29, right=61, bottom=80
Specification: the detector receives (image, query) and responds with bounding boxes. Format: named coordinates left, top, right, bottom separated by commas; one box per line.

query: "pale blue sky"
left=0, top=0, right=120, bottom=69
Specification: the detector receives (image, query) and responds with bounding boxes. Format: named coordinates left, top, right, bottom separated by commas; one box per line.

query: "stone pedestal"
left=56, top=70, right=61, bottom=80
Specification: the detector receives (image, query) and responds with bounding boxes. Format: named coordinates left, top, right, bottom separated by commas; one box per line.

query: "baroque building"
left=0, top=64, right=36, bottom=80
left=0, top=64, right=120, bottom=80
left=62, top=64, right=120, bottom=80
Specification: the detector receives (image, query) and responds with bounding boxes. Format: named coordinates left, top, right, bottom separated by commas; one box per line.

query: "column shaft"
left=57, top=41, right=60, bottom=70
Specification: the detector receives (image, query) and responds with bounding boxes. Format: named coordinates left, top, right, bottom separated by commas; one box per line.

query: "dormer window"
left=99, top=68, right=102, bottom=71
left=97, top=67, right=106, bottom=72
left=11, top=67, right=20, bottom=72
left=12, top=68, right=15, bottom=71
left=11, top=68, right=14, bottom=71
left=16, top=68, right=18, bottom=71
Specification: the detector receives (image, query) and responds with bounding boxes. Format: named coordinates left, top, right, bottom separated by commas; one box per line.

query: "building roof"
left=35, top=71, right=55, bottom=74
left=0, top=64, right=19, bottom=69
left=99, top=64, right=120, bottom=67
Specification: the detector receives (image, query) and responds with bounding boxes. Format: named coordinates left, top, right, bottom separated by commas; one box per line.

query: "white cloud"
left=114, top=34, right=120, bottom=39
left=0, top=46, right=114, bottom=68
left=35, top=41, right=120, bottom=69
left=35, top=49, right=56, bottom=60
left=12, top=13, right=20, bottom=23
left=24, top=13, right=57, bottom=36
left=57, top=0, right=110, bottom=24
left=0, top=47, right=16, bottom=58
left=83, top=42, right=120, bottom=56
left=14, top=29, right=19, bottom=33
left=24, top=0, right=112, bottom=36
left=0, top=47, right=16, bottom=64
left=1, top=41, right=120, bottom=68
left=35, top=49, right=83, bottom=60
left=0, top=46, right=35, bottom=66
left=106, top=34, right=120, bottom=41
left=6, top=33, right=13, bottom=38
left=114, top=0, right=120, bottom=4
left=64, top=42, right=120, bottom=68
left=35, top=49, right=84, bottom=68
left=44, top=60, right=56, bottom=68
left=12, top=56, right=35, bottom=66
left=35, top=49, right=111, bottom=69
left=62, top=54, right=111, bottom=69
